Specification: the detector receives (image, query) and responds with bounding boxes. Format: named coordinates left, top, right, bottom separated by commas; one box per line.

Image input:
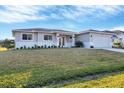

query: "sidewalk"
left=103, top=48, right=124, bottom=53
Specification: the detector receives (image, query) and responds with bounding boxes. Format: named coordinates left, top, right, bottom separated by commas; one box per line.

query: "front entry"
left=59, top=37, right=65, bottom=47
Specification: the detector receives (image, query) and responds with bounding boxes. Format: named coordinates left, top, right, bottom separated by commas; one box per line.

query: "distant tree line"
left=0, top=39, right=15, bottom=49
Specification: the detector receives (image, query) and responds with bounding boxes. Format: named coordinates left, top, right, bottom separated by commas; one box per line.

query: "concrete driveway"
left=103, top=48, right=124, bottom=53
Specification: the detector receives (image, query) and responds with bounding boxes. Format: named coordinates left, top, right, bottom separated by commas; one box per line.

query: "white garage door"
left=92, top=34, right=111, bottom=48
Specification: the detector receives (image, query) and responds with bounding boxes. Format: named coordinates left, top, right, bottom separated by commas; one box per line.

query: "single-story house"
left=12, top=28, right=76, bottom=48
left=12, top=28, right=124, bottom=49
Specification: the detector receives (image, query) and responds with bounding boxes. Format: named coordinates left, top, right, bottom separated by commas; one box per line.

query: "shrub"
left=41, top=46, right=43, bottom=48
left=28, top=47, right=30, bottom=50
left=54, top=46, right=57, bottom=48
left=0, top=39, right=15, bottom=49
left=113, top=39, right=122, bottom=48
left=20, top=47, right=23, bottom=50
left=48, top=46, right=50, bottom=48
left=24, top=45, right=26, bottom=49
left=51, top=45, right=54, bottom=48
left=38, top=46, right=40, bottom=49
left=90, top=46, right=94, bottom=48
left=16, top=48, right=19, bottom=50
left=71, top=46, right=76, bottom=48
left=8, top=44, right=15, bottom=49
left=34, top=45, right=38, bottom=49
left=44, top=45, right=47, bottom=48
left=51, top=45, right=56, bottom=48
left=75, top=41, right=83, bottom=47
left=31, top=46, right=34, bottom=49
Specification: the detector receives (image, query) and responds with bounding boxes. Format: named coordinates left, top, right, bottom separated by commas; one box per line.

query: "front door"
left=59, top=37, right=65, bottom=47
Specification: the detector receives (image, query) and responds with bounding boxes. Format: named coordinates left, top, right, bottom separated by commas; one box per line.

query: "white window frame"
left=44, top=35, right=52, bottom=41
left=21, top=33, right=33, bottom=41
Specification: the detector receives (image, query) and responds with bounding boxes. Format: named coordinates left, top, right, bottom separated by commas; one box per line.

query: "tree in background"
left=0, top=39, right=15, bottom=49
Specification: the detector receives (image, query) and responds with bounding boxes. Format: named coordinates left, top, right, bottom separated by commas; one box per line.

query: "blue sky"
left=1, top=5, right=124, bottom=39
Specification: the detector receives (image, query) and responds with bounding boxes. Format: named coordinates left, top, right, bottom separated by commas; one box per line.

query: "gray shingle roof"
left=111, top=30, right=124, bottom=33
left=12, top=28, right=75, bottom=33
left=78, top=29, right=115, bottom=35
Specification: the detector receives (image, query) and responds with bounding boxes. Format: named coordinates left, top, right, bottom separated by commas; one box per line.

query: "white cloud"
left=95, top=26, right=124, bottom=31
left=47, top=5, right=124, bottom=22
left=63, top=5, right=124, bottom=20
left=62, top=24, right=77, bottom=31
left=0, top=6, right=48, bottom=23
left=110, top=26, right=124, bottom=31
left=0, top=5, right=124, bottom=23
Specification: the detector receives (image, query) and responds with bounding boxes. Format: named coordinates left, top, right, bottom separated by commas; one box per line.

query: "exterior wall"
left=37, top=33, right=57, bottom=46
left=15, top=42, right=37, bottom=48
left=15, top=32, right=38, bottom=42
left=75, top=33, right=113, bottom=48
left=76, top=33, right=90, bottom=48
left=15, top=32, right=38, bottom=48
left=66, top=36, right=74, bottom=47
left=14, top=32, right=74, bottom=48
left=14, top=30, right=114, bottom=49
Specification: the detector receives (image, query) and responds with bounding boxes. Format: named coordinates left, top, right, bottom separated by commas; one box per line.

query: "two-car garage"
left=76, top=30, right=113, bottom=48
left=91, top=34, right=112, bottom=48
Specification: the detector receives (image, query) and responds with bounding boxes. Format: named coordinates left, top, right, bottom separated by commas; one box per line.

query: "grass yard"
left=64, top=72, right=124, bottom=88
left=0, top=48, right=124, bottom=88
left=0, top=47, right=7, bottom=52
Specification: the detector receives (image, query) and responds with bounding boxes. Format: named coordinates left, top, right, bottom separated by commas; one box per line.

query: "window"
left=22, top=34, right=32, bottom=40
left=22, top=34, right=27, bottom=40
left=44, top=35, right=52, bottom=40
left=27, top=34, right=32, bottom=40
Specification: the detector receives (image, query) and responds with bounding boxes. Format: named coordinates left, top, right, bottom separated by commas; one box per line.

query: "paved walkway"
left=103, top=48, right=124, bottom=53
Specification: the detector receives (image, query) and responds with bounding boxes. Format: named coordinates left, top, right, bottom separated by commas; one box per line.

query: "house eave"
left=78, top=30, right=114, bottom=35
left=12, top=29, right=77, bottom=36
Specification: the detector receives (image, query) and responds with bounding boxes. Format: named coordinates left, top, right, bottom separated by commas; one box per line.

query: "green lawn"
left=0, top=48, right=124, bottom=88
left=64, top=72, right=124, bottom=88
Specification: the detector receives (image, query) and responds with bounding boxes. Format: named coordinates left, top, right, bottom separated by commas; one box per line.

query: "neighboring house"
left=12, top=28, right=76, bottom=48
left=12, top=28, right=124, bottom=49
left=76, top=29, right=114, bottom=48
